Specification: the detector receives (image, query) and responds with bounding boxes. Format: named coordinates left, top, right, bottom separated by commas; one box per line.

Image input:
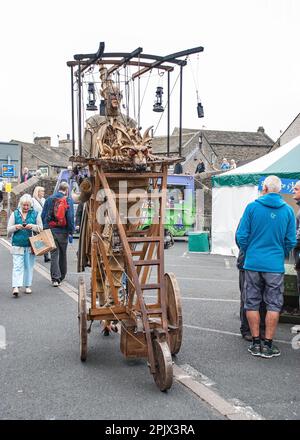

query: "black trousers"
left=50, top=231, right=68, bottom=282
left=239, top=269, right=266, bottom=336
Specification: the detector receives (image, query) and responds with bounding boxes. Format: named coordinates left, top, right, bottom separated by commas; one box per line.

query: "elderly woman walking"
left=32, top=186, right=50, bottom=262
left=7, top=194, right=43, bottom=297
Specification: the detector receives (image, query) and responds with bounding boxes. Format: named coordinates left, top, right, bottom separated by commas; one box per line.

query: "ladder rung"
left=147, top=308, right=162, bottom=314
left=115, top=193, right=162, bottom=199
left=127, top=237, right=161, bottom=243
left=141, top=283, right=161, bottom=290
left=105, top=173, right=164, bottom=179
left=127, top=229, right=150, bottom=235
left=133, top=259, right=160, bottom=266
left=131, top=251, right=144, bottom=256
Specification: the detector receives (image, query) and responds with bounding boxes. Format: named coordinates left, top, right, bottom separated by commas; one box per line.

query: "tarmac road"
left=0, top=238, right=299, bottom=420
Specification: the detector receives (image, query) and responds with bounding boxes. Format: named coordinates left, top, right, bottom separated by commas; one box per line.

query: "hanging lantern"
left=153, top=86, right=164, bottom=112
left=86, top=82, right=98, bottom=111
left=99, top=99, right=106, bottom=116
left=197, top=101, right=204, bottom=118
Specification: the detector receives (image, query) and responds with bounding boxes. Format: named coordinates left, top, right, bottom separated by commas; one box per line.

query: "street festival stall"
left=211, top=135, right=300, bottom=256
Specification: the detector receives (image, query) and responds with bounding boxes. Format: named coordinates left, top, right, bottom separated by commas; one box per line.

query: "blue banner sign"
left=258, top=177, right=298, bottom=194
left=2, top=164, right=15, bottom=177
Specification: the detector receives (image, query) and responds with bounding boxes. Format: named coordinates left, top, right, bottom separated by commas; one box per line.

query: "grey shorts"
left=244, top=270, right=284, bottom=313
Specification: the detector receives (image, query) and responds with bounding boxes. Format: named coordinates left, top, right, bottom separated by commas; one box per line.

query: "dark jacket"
left=21, top=172, right=32, bottom=183
left=42, top=191, right=74, bottom=234
left=195, top=162, right=205, bottom=173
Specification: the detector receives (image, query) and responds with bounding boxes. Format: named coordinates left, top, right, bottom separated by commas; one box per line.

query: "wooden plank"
left=159, top=164, right=169, bottom=339
left=96, top=238, right=119, bottom=305
left=97, top=167, right=156, bottom=374
left=104, top=173, right=164, bottom=179
left=127, top=237, right=160, bottom=243
left=140, top=283, right=161, bottom=290
left=133, top=259, right=160, bottom=266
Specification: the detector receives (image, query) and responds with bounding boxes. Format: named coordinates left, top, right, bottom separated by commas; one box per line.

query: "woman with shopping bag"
left=32, top=186, right=51, bottom=262
left=7, top=194, right=43, bottom=297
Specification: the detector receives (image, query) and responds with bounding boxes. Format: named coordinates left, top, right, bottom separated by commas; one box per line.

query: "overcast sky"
left=0, top=0, right=299, bottom=146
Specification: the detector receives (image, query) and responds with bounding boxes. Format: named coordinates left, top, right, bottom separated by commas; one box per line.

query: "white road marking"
left=176, top=276, right=237, bottom=283
left=224, top=258, right=231, bottom=269
left=184, top=324, right=292, bottom=345
left=173, top=364, right=264, bottom=420
left=0, top=325, right=6, bottom=350
left=145, top=294, right=239, bottom=303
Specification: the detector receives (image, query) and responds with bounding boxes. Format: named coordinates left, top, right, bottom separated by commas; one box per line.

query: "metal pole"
left=179, top=65, right=183, bottom=157
left=71, top=66, right=75, bottom=156
left=78, top=63, right=82, bottom=156
left=167, top=71, right=170, bottom=157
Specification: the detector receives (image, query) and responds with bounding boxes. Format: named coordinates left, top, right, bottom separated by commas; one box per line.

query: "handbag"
left=29, top=229, right=56, bottom=256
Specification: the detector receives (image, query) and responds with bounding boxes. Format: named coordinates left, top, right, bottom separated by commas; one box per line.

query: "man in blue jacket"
left=42, top=181, right=75, bottom=287
left=236, top=175, right=296, bottom=358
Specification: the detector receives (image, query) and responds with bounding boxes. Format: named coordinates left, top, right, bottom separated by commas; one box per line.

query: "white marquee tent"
left=211, top=135, right=300, bottom=256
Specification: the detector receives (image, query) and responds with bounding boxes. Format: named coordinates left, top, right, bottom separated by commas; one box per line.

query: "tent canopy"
left=211, top=135, right=300, bottom=255
left=212, top=135, right=300, bottom=187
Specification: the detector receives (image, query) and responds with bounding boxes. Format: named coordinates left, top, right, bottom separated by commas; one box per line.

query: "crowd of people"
left=4, top=165, right=300, bottom=362
left=7, top=181, right=74, bottom=296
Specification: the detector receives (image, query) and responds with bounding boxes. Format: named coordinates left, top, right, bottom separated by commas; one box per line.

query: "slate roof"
left=200, top=129, right=274, bottom=147
left=10, top=140, right=70, bottom=167
left=151, top=133, right=196, bottom=155
left=171, top=127, right=274, bottom=147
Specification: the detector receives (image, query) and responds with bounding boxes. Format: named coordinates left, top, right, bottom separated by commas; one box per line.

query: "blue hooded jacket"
left=236, top=193, right=296, bottom=273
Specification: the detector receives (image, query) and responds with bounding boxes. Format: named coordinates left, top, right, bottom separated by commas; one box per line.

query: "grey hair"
left=18, top=193, right=33, bottom=208
left=294, top=180, right=300, bottom=188
left=58, top=181, right=69, bottom=192
left=263, top=175, right=282, bottom=193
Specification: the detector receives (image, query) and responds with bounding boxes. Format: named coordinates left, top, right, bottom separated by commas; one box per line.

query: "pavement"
left=0, top=238, right=299, bottom=420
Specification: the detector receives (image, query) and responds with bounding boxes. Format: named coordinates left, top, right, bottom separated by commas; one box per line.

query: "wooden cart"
left=76, top=158, right=183, bottom=391
left=67, top=42, right=203, bottom=390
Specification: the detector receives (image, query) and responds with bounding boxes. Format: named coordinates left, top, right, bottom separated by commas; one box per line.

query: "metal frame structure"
left=67, top=42, right=204, bottom=157
left=66, top=42, right=203, bottom=391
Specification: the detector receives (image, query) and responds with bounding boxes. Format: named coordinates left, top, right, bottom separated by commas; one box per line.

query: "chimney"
left=58, top=135, right=73, bottom=151
left=34, top=136, right=51, bottom=147
left=257, top=126, right=265, bottom=134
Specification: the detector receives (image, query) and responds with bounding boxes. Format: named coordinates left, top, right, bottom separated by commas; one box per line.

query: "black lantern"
left=86, top=82, right=98, bottom=111
left=197, top=101, right=204, bottom=118
left=99, top=99, right=106, bottom=116
left=153, top=86, right=164, bottom=112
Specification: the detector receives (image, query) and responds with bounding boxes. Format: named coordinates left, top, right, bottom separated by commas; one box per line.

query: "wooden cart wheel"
left=164, top=272, right=183, bottom=355
left=78, top=276, right=87, bottom=362
left=153, top=339, right=173, bottom=391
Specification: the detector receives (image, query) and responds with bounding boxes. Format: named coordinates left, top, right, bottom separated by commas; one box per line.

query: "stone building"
left=10, top=136, right=71, bottom=178
left=151, top=126, right=274, bottom=175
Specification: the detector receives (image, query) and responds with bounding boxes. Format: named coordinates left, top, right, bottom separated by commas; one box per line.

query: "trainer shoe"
left=25, top=287, right=32, bottom=294
left=261, top=344, right=281, bottom=358
left=248, top=343, right=261, bottom=357
left=12, top=287, right=19, bottom=297
left=52, top=281, right=59, bottom=287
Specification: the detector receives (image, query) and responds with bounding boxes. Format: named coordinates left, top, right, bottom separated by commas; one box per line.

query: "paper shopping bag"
left=29, top=229, right=56, bottom=256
